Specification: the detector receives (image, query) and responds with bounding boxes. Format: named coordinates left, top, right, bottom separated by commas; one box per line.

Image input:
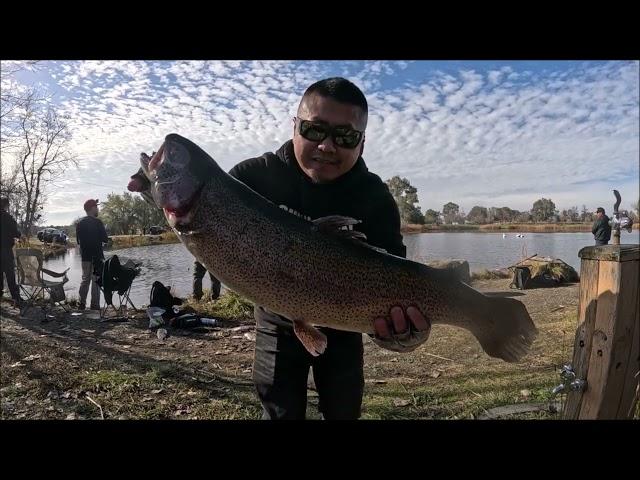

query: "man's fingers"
left=390, top=306, right=407, bottom=334
left=374, top=317, right=392, bottom=338
left=406, top=306, right=430, bottom=332
left=127, top=177, right=145, bottom=192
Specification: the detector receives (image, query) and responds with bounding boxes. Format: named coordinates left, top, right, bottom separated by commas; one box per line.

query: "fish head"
left=141, top=134, right=215, bottom=229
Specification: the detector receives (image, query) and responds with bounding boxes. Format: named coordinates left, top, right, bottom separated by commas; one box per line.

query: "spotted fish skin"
left=137, top=133, right=538, bottom=362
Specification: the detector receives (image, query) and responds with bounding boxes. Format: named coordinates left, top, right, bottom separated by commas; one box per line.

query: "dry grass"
left=470, top=269, right=512, bottom=281
left=14, top=239, right=71, bottom=259
left=3, top=277, right=619, bottom=420
left=359, top=278, right=582, bottom=419
left=183, top=290, right=254, bottom=320
left=107, top=232, right=180, bottom=249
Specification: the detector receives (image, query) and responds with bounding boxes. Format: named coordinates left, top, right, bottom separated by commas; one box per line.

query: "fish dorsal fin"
left=311, top=215, right=387, bottom=254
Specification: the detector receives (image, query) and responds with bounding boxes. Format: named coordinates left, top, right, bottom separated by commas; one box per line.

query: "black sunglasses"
left=295, top=117, right=363, bottom=149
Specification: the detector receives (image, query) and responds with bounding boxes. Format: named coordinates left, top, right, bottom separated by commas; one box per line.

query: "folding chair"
left=97, top=254, right=141, bottom=319
left=15, top=248, right=70, bottom=315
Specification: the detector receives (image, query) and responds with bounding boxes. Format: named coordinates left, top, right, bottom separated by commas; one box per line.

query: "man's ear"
left=360, top=135, right=365, bottom=157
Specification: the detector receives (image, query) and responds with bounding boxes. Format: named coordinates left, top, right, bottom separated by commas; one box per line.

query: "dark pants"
left=192, top=261, right=221, bottom=300
left=1, top=249, right=21, bottom=301
left=595, top=240, right=609, bottom=246
left=252, top=316, right=364, bottom=420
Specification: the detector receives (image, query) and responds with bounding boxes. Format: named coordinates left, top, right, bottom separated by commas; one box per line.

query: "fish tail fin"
left=472, top=296, right=538, bottom=363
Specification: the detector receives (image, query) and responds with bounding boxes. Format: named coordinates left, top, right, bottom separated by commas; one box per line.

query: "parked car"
left=37, top=228, right=68, bottom=244
left=149, top=225, right=166, bottom=235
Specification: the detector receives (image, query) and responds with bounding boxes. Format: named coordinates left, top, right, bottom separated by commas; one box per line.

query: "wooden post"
left=564, top=244, right=640, bottom=419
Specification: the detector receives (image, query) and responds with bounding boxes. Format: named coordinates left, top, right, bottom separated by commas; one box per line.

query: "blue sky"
left=2, top=60, right=639, bottom=225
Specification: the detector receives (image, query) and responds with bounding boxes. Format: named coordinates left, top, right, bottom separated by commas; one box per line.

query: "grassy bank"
left=6, top=277, right=626, bottom=420
left=13, top=231, right=180, bottom=258
left=14, top=240, right=74, bottom=259
left=97, top=232, right=180, bottom=250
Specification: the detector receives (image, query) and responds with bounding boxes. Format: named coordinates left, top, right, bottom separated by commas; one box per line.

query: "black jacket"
left=1, top=211, right=20, bottom=253
left=228, top=140, right=405, bottom=328
left=592, top=215, right=611, bottom=243
left=76, top=216, right=108, bottom=262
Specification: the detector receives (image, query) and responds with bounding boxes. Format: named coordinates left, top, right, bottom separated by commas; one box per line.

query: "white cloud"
left=3, top=60, right=638, bottom=225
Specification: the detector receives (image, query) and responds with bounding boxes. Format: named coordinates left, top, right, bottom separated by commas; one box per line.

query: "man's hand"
left=371, top=305, right=431, bottom=352
left=127, top=167, right=150, bottom=193
left=127, top=164, right=156, bottom=207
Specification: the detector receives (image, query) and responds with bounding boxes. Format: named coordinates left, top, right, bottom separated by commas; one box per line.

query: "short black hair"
left=596, top=207, right=605, bottom=213
left=299, top=77, right=368, bottom=122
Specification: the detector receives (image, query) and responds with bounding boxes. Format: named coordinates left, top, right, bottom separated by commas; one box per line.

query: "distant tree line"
left=385, top=176, right=640, bottom=226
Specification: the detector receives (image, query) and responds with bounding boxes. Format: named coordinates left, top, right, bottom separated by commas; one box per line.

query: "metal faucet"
left=551, top=364, right=587, bottom=396
left=611, top=190, right=634, bottom=245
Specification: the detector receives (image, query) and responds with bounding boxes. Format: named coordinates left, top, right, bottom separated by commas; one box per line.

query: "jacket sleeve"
left=12, top=216, right=21, bottom=239
left=99, top=221, right=108, bottom=243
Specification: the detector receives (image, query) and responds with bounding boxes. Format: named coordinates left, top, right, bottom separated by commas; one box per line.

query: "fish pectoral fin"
left=292, top=320, right=327, bottom=357
left=312, top=215, right=362, bottom=232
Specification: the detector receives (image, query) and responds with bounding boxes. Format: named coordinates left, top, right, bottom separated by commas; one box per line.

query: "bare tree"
left=1, top=60, right=55, bottom=234
left=0, top=162, right=29, bottom=223
left=12, top=97, right=77, bottom=237
left=1, top=61, right=44, bottom=154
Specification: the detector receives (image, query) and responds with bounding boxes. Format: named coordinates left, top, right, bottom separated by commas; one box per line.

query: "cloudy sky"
left=3, top=60, right=639, bottom=225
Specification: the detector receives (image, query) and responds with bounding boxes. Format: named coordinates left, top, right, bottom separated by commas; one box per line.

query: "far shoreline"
left=22, top=222, right=638, bottom=257
left=401, top=222, right=640, bottom=234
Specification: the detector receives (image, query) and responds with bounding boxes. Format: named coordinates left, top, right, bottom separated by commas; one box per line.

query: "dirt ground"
left=1, top=278, right=583, bottom=420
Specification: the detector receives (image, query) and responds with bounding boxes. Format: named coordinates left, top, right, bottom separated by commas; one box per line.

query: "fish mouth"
left=163, top=185, right=203, bottom=228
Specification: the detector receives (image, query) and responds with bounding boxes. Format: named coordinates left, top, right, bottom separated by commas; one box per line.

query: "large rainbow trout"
left=131, top=134, right=537, bottom=361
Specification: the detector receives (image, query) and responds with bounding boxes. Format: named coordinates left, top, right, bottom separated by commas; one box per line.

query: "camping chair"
left=96, top=254, right=141, bottom=320
left=14, top=248, right=70, bottom=315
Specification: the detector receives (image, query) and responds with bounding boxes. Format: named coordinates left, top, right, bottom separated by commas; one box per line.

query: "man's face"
left=292, top=93, right=366, bottom=184
left=597, top=211, right=603, bottom=218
